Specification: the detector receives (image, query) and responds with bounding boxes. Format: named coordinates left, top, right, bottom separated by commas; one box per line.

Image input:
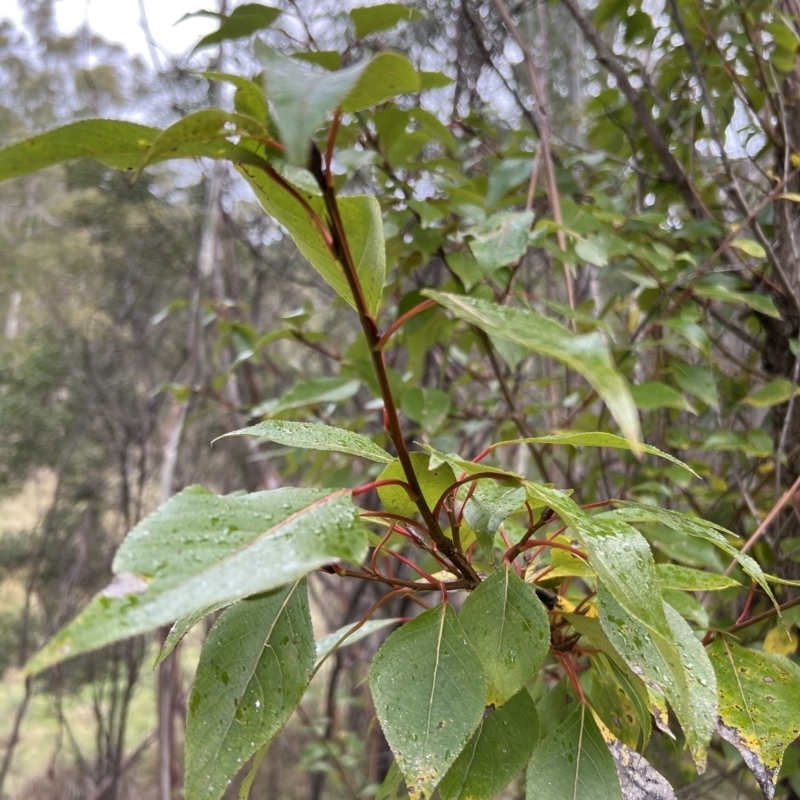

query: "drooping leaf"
left=26, top=486, right=367, bottom=673
left=491, top=432, right=697, bottom=476
left=293, top=50, right=342, bottom=70
left=565, top=613, right=671, bottom=737
left=423, top=445, right=523, bottom=480
left=185, top=4, right=281, bottom=53
left=214, top=420, right=392, bottom=463
left=377, top=453, right=456, bottom=518
left=423, top=291, right=641, bottom=448
left=350, top=3, right=424, bottom=38
left=458, top=565, right=550, bottom=707
left=586, top=653, right=652, bottom=749
left=656, top=564, right=740, bottom=592
left=315, top=618, right=400, bottom=666
left=469, top=211, right=534, bottom=274
left=185, top=580, right=314, bottom=800
left=239, top=165, right=385, bottom=316
left=709, top=638, right=800, bottom=800
left=597, top=587, right=717, bottom=769
left=439, top=690, right=539, bottom=800
left=369, top=604, right=487, bottom=800
left=526, top=704, right=621, bottom=800
left=256, top=45, right=418, bottom=165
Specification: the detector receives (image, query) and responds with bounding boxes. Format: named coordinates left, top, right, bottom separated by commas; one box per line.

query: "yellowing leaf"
left=764, top=625, right=798, bottom=657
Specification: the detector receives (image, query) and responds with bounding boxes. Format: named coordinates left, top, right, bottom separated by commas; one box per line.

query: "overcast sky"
left=5, top=0, right=218, bottom=63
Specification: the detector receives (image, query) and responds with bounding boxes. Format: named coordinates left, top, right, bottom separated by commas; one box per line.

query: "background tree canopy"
left=2, top=0, right=800, bottom=799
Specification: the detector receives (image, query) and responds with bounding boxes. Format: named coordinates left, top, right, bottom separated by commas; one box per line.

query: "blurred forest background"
left=3, top=0, right=800, bottom=798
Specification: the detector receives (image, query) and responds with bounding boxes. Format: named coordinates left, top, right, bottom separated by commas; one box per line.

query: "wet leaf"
left=369, top=604, right=487, bottom=800
left=597, top=588, right=717, bottom=769
left=185, top=581, right=314, bottom=800
left=492, top=432, right=697, bottom=476
left=215, top=420, right=392, bottom=463
left=439, top=690, right=539, bottom=800
left=526, top=704, right=621, bottom=800
left=26, top=486, right=366, bottom=673
left=458, top=565, right=550, bottom=707
left=709, top=638, right=800, bottom=800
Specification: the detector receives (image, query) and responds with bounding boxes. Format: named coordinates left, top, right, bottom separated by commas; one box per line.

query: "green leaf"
left=540, top=547, right=596, bottom=579
left=315, top=618, right=400, bottom=665
left=401, top=388, right=451, bottom=433
left=709, top=638, right=800, bottom=799
left=486, top=158, right=533, bottom=207
left=154, top=599, right=228, bottom=668
left=578, top=514, right=680, bottom=648
left=458, top=566, right=550, bottom=707
left=423, top=292, right=641, bottom=449
left=630, top=381, right=695, bottom=413
left=423, top=445, right=523, bottom=480
left=377, top=453, right=456, bottom=518
left=671, top=363, right=719, bottom=409
left=293, top=50, right=342, bottom=70
left=188, top=4, right=280, bottom=52
left=0, top=120, right=269, bottom=183
left=526, top=704, right=621, bottom=800
left=463, top=482, right=526, bottom=557
left=418, top=70, right=453, bottom=89
left=340, top=52, right=421, bottom=113
left=605, top=503, right=778, bottom=610
left=586, top=653, right=651, bottom=749
left=492, top=432, right=697, bottom=476
left=214, top=420, right=392, bottom=463
left=469, top=211, right=534, bottom=274
left=136, top=109, right=271, bottom=173
left=26, top=486, right=366, bottom=673
left=439, top=690, right=539, bottom=800
left=250, top=376, right=362, bottom=417
left=731, top=238, right=766, bottom=258
left=656, top=564, right=740, bottom=592
left=565, top=613, right=671, bottom=736
left=376, top=760, right=407, bottom=800
left=597, top=587, right=717, bottom=769
left=256, top=45, right=418, bottom=165
left=575, top=235, right=609, bottom=267
left=744, top=379, right=800, bottom=408
left=663, top=590, right=708, bottom=629
left=239, top=165, right=385, bottom=316
left=202, top=73, right=268, bottom=123
left=185, top=581, right=314, bottom=800
left=369, top=604, right=487, bottom=800
left=350, top=3, right=424, bottom=38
